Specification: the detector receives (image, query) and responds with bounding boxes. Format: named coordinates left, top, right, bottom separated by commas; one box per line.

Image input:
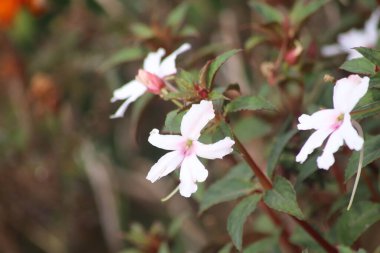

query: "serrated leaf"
left=263, top=177, right=305, bottom=220
left=227, top=195, right=261, bottom=251
left=355, top=47, right=380, bottom=66
left=340, top=57, right=376, bottom=75
left=345, top=135, right=380, bottom=181
left=131, top=23, right=155, bottom=39
left=166, top=2, right=189, bottom=32
left=249, top=1, right=283, bottom=23
left=290, top=0, right=329, bottom=25
left=332, top=201, right=380, bottom=245
left=200, top=163, right=255, bottom=213
left=202, top=49, right=241, bottom=89
left=225, top=96, right=276, bottom=113
left=267, top=129, right=298, bottom=176
left=245, top=36, right=265, bottom=51
left=101, top=47, right=145, bottom=70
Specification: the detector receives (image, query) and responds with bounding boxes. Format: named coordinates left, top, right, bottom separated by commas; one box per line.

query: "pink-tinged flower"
left=296, top=75, right=369, bottom=170
left=322, top=8, right=380, bottom=60
left=110, top=43, right=191, bottom=118
left=146, top=100, right=235, bottom=197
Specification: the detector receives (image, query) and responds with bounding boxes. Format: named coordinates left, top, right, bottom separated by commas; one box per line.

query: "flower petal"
left=194, top=137, right=234, bottom=159
left=180, top=100, right=215, bottom=140
left=297, top=109, right=340, bottom=130
left=364, top=8, right=380, bottom=43
left=296, top=128, right=333, bottom=163
left=317, top=130, right=344, bottom=170
left=143, top=48, right=166, bottom=75
left=340, top=113, right=364, bottom=151
left=158, top=43, right=191, bottom=77
left=110, top=80, right=147, bottom=118
left=148, top=129, right=185, bottom=150
left=146, top=151, right=184, bottom=183
left=333, top=75, right=369, bottom=113
left=321, top=44, right=344, bottom=57
left=179, top=154, right=208, bottom=197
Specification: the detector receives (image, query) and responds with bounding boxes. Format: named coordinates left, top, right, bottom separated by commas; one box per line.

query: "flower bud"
left=136, top=69, right=165, bottom=94
left=284, top=42, right=303, bottom=65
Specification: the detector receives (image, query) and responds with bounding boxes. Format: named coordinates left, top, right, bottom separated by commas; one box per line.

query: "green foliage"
left=101, top=47, right=146, bottom=70
left=130, top=23, right=155, bottom=39
left=295, top=154, right=318, bottom=187
left=217, top=243, right=233, bottom=253
left=338, top=246, right=367, bottom=253
left=245, top=36, right=266, bottom=51
left=263, top=177, right=305, bottom=220
left=163, top=110, right=185, bottom=133
left=227, top=194, right=261, bottom=251
left=234, top=117, right=271, bottom=141
left=290, top=0, right=329, bottom=25
left=267, top=129, right=298, bottom=176
left=352, top=88, right=380, bottom=120
left=166, top=3, right=190, bottom=32
left=332, top=201, right=380, bottom=245
left=243, top=237, right=279, bottom=253
left=225, top=96, right=276, bottom=114
left=200, top=163, right=255, bottom=213
left=249, top=1, right=283, bottom=23
left=340, top=58, right=376, bottom=75
left=345, top=135, right=380, bottom=181
left=355, top=47, right=380, bottom=66
left=200, top=49, right=241, bottom=89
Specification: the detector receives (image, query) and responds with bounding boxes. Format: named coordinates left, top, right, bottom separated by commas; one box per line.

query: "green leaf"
left=101, top=47, right=145, bottom=70
left=345, top=135, right=380, bottom=181
left=234, top=117, right=271, bottom=142
left=200, top=163, right=255, bottom=213
left=354, top=47, right=380, bottom=66
left=338, top=245, right=367, bottom=253
left=352, top=88, right=380, bottom=120
left=290, top=0, right=329, bottom=25
left=225, top=96, right=276, bottom=113
left=369, top=72, right=380, bottom=87
left=202, top=49, right=241, bottom=89
left=295, top=154, right=318, bottom=187
left=131, top=23, right=155, bottom=39
left=340, top=57, right=376, bottom=75
left=227, top=195, right=261, bottom=251
left=244, top=36, right=265, bottom=51
left=179, top=25, right=198, bottom=37
left=218, top=243, right=233, bottom=253
left=333, top=201, right=380, bottom=245
left=249, top=1, right=283, bottom=23
left=267, top=129, right=298, bottom=176
left=163, top=110, right=185, bottom=133
left=263, top=177, right=305, bottom=220
left=243, top=237, right=278, bottom=253
left=166, top=3, right=189, bottom=32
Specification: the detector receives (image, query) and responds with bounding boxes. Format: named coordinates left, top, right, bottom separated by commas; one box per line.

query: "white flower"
left=146, top=100, right=235, bottom=197
left=322, top=8, right=380, bottom=60
left=110, top=43, right=191, bottom=118
left=296, top=75, right=369, bottom=170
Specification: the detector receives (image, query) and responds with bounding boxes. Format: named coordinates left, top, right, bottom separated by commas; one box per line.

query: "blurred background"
left=0, top=0, right=379, bottom=252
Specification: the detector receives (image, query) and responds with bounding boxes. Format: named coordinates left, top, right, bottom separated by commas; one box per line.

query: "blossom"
left=146, top=100, right=235, bottom=197
left=321, top=8, right=380, bottom=60
left=110, top=43, right=191, bottom=118
left=296, top=75, right=369, bottom=170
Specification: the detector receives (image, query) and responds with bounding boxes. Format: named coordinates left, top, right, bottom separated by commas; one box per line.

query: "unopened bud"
left=136, top=69, right=165, bottom=94
left=284, top=41, right=303, bottom=65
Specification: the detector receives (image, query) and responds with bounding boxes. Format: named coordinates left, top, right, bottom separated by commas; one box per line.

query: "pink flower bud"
left=136, top=69, right=165, bottom=94
left=284, top=42, right=303, bottom=65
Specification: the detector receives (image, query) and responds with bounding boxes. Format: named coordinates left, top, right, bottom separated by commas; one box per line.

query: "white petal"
left=340, top=114, right=364, bottom=151
left=333, top=75, right=369, bottom=113
left=194, top=137, right=234, bottom=160
left=296, top=128, right=333, bottom=163
left=337, top=29, right=367, bottom=52
left=158, top=43, right=191, bottom=77
left=111, top=80, right=146, bottom=102
left=143, top=48, right=166, bottom=75
left=364, top=8, right=380, bottom=43
left=146, top=151, right=184, bottom=183
left=297, top=109, right=340, bottom=130
left=180, top=100, right=215, bottom=140
left=321, top=44, right=344, bottom=57
left=317, top=130, right=344, bottom=170
left=179, top=154, right=208, bottom=197
left=148, top=129, right=185, bottom=151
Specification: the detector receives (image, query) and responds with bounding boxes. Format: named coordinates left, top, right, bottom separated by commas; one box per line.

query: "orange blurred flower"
left=0, top=0, right=46, bottom=28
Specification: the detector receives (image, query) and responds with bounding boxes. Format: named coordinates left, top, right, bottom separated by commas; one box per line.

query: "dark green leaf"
left=200, top=163, right=255, bottom=213
left=243, top=237, right=278, bottom=253
left=267, top=129, right=298, bottom=176
left=227, top=195, right=261, bottom=251
left=369, top=72, right=380, bottom=88
left=249, top=1, right=283, bottom=23
left=295, top=154, right=318, bottom=187
left=225, top=96, right=276, bottom=113
left=338, top=245, right=367, bottom=253
left=290, top=0, right=329, bottom=25
left=354, top=47, right=380, bottom=66
left=345, top=135, right=380, bottom=181
left=333, top=201, right=380, bottom=245
left=234, top=117, right=271, bottom=141
left=263, top=177, right=305, bottom=220
left=163, top=110, right=185, bottom=133
left=101, top=47, right=145, bottom=70
left=166, top=3, right=189, bottom=32
left=340, top=57, right=376, bottom=75
left=202, top=49, right=241, bottom=89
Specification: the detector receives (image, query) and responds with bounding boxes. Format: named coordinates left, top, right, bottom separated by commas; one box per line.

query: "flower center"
left=181, top=139, right=194, bottom=156
left=331, top=113, right=344, bottom=130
